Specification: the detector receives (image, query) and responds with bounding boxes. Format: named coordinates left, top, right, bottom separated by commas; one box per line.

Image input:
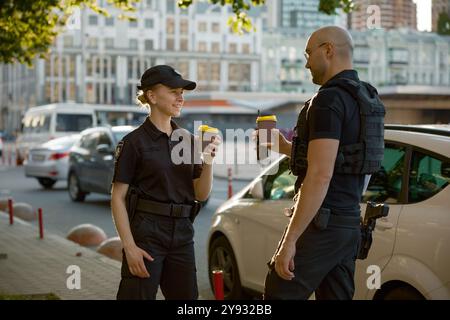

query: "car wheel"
left=37, top=178, right=57, bottom=189
left=382, top=286, right=424, bottom=300
left=68, top=172, right=86, bottom=202
left=209, top=236, right=247, bottom=300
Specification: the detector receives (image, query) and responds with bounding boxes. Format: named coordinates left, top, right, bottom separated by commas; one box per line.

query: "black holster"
left=125, top=186, right=139, bottom=224
left=189, top=201, right=202, bottom=223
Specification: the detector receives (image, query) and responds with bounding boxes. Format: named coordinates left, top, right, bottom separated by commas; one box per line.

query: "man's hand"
left=274, top=240, right=296, bottom=280
left=252, top=129, right=291, bottom=156
left=124, top=244, right=154, bottom=278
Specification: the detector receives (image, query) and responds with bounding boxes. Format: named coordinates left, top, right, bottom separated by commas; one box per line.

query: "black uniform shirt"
left=306, top=69, right=366, bottom=211
left=112, top=117, right=203, bottom=204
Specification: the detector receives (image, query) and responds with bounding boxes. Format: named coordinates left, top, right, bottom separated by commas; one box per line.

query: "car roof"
left=385, top=125, right=450, bottom=158
left=80, top=125, right=134, bottom=135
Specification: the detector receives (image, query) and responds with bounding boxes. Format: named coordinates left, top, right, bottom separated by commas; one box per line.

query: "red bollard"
left=213, top=270, right=225, bottom=300
left=8, top=198, right=13, bottom=225
left=38, top=208, right=44, bottom=239
left=227, top=167, right=233, bottom=199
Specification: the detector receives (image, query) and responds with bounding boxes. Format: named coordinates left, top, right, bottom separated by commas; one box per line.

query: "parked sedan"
left=68, top=126, right=134, bottom=201
left=208, top=125, right=450, bottom=300
left=24, top=134, right=81, bottom=189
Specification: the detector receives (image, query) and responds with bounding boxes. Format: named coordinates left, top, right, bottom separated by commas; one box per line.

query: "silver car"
left=24, top=134, right=81, bottom=189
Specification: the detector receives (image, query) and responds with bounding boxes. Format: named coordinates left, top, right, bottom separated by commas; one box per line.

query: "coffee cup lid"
left=256, top=115, right=277, bottom=123
left=198, top=125, right=219, bottom=133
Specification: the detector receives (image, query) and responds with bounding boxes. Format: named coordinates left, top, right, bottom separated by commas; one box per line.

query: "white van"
left=16, top=103, right=147, bottom=163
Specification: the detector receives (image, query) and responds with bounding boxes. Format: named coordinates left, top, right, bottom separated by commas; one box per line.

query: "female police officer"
left=111, top=65, right=221, bottom=300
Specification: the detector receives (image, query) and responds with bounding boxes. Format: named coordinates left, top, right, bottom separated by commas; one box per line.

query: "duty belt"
left=328, top=211, right=361, bottom=229
left=136, top=198, right=192, bottom=218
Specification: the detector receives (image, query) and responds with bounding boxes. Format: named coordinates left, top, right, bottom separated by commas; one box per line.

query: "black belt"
left=328, top=211, right=361, bottom=228
left=136, top=198, right=192, bottom=218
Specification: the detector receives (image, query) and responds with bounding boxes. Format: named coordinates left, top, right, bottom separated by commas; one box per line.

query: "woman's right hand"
left=124, top=244, right=154, bottom=278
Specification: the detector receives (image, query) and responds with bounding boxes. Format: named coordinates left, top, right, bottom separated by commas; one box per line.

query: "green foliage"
left=437, top=12, right=450, bottom=35
left=0, top=0, right=139, bottom=65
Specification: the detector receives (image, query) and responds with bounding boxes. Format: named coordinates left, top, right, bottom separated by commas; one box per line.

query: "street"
left=0, top=164, right=251, bottom=299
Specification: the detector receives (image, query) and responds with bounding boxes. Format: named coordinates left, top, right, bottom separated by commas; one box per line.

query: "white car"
left=207, top=125, right=450, bottom=300
left=24, top=134, right=81, bottom=189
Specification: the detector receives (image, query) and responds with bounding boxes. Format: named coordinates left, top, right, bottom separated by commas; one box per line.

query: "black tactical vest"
left=290, top=78, right=385, bottom=184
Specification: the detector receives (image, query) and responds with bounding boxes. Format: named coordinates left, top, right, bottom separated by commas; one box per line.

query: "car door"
left=354, top=142, right=408, bottom=299
left=237, top=158, right=295, bottom=291
left=93, top=131, right=115, bottom=193
left=390, top=149, right=450, bottom=297
left=79, top=132, right=100, bottom=190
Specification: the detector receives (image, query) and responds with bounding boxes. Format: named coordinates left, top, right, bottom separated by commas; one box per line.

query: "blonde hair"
left=136, top=89, right=151, bottom=111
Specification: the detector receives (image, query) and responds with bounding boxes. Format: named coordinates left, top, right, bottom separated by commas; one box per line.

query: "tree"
left=437, top=12, right=450, bottom=35
left=0, top=0, right=139, bottom=65
left=0, top=0, right=355, bottom=65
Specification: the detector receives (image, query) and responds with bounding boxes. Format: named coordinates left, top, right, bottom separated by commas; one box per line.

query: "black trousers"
left=264, top=217, right=361, bottom=300
left=117, top=212, right=198, bottom=300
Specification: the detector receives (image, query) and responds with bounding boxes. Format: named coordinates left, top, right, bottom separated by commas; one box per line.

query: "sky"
left=413, top=0, right=432, bottom=31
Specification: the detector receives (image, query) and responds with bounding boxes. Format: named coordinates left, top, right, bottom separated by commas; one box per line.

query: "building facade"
left=0, top=0, right=262, bottom=133
left=350, top=0, right=417, bottom=31
left=261, top=29, right=450, bottom=93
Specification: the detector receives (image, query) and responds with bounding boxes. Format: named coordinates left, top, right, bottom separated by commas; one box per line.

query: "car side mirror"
left=96, top=144, right=113, bottom=154
left=249, top=178, right=264, bottom=200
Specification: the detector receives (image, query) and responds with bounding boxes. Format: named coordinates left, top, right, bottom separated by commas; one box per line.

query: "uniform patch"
left=115, top=141, right=124, bottom=161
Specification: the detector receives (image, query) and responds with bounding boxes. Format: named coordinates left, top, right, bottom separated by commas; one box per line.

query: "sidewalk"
left=0, top=211, right=165, bottom=300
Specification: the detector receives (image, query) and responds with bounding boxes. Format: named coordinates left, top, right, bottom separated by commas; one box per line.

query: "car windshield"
left=56, top=114, right=93, bottom=132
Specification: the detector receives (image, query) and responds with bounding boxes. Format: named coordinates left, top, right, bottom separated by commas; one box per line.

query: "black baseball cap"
left=137, top=65, right=196, bottom=91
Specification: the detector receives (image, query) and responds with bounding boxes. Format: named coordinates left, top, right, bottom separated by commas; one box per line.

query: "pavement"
left=0, top=210, right=167, bottom=300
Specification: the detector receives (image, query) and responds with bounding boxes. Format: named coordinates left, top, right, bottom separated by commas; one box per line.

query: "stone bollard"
left=97, top=237, right=123, bottom=262
left=0, top=193, right=12, bottom=211
left=67, top=224, right=107, bottom=247
left=12, top=202, right=35, bottom=221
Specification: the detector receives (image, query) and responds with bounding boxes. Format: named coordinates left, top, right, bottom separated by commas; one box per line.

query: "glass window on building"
left=198, top=22, right=207, bottom=32
left=229, top=43, right=237, bottom=54
left=167, top=0, right=175, bottom=14
left=88, top=15, right=98, bottom=25
left=212, top=22, right=220, bottom=33
left=180, top=19, right=189, bottom=35
left=105, top=17, right=114, bottom=26
left=177, top=61, right=189, bottom=76
left=129, top=39, right=138, bottom=50
left=87, top=37, right=98, bottom=49
left=198, top=41, right=207, bottom=52
left=180, top=39, right=188, bottom=51
left=211, top=42, right=220, bottom=53
left=166, top=38, right=175, bottom=50
left=242, top=43, right=250, bottom=54
left=145, top=39, right=154, bottom=50
left=146, top=0, right=153, bottom=8
left=197, top=62, right=208, bottom=81
left=145, top=18, right=154, bottom=29
left=129, top=20, right=138, bottom=28
left=63, top=35, right=73, bottom=48
left=105, top=38, right=114, bottom=49
left=211, top=63, right=220, bottom=81
left=229, top=63, right=251, bottom=82
left=167, top=18, right=175, bottom=34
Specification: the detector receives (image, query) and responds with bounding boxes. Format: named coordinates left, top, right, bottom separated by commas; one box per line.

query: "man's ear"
left=326, top=43, right=334, bottom=59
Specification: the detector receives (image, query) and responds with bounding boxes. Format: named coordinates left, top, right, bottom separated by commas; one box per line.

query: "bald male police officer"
left=263, top=26, right=385, bottom=300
